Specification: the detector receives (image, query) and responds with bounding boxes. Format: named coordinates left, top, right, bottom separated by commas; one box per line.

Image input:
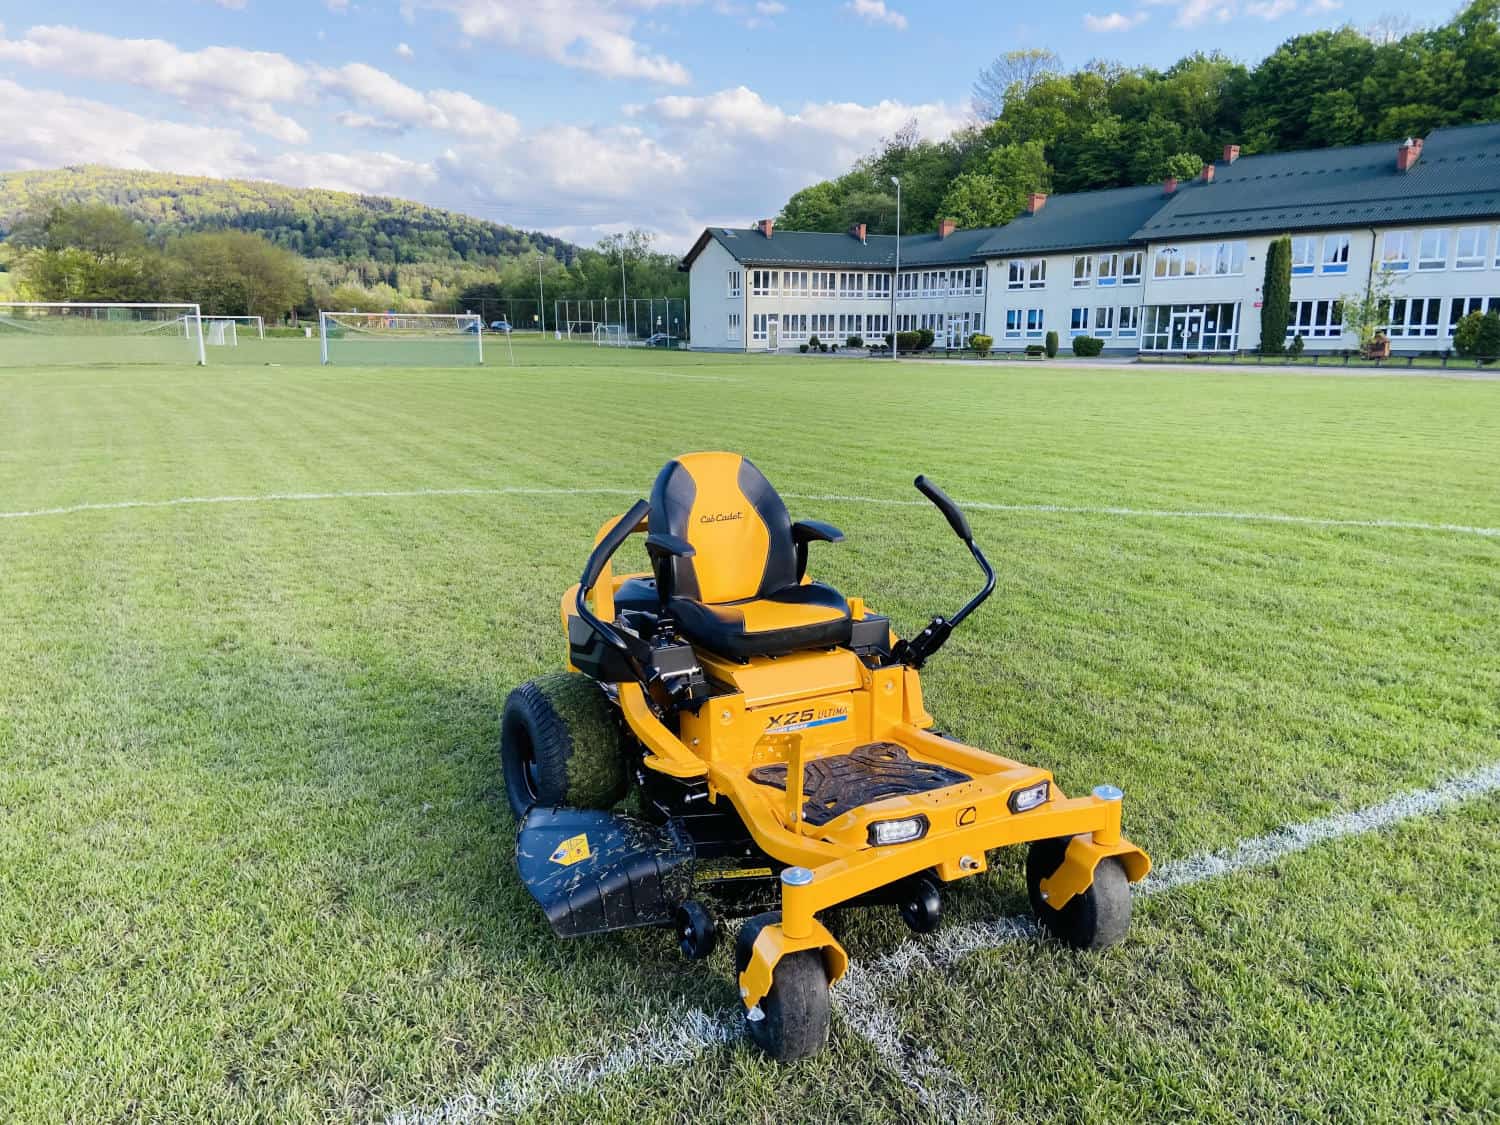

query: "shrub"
left=969, top=333, right=993, bottom=357
left=808, top=335, right=821, bottom=349
left=1025, top=344, right=1046, bottom=357
left=1454, top=311, right=1500, bottom=360
left=916, top=328, right=935, bottom=349
left=798, top=343, right=809, bottom=353
left=846, top=335, right=864, bottom=348
left=1044, top=330, right=1058, bottom=358
left=1287, top=333, right=1305, bottom=357
left=819, top=343, right=828, bottom=353
left=884, top=330, right=923, bottom=352
left=1261, top=235, right=1292, bottom=354
left=1071, top=335, right=1104, bottom=357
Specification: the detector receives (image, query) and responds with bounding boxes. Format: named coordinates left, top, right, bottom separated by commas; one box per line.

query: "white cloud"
left=0, top=25, right=312, bottom=143
left=409, top=0, right=691, bottom=84
left=1144, top=0, right=1233, bottom=27
left=395, top=41, right=415, bottom=58
left=845, top=0, right=907, bottom=29
left=326, top=0, right=351, bottom=11
left=755, top=1, right=787, bottom=12
left=1245, top=0, right=1297, bottom=17
left=1306, top=0, right=1341, bottom=9
left=1083, top=10, right=1148, bottom=31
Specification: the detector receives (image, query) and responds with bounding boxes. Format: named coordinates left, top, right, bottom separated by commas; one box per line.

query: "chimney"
left=848, top=222, right=867, bottom=243
left=938, top=217, right=957, bottom=239
left=1163, top=176, right=1179, bottom=196
left=1396, top=137, right=1424, bottom=172
left=1026, top=192, right=1047, bottom=214
left=1200, top=163, right=1215, bottom=184
left=1223, top=144, right=1240, bottom=164
left=756, top=218, right=774, bottom=239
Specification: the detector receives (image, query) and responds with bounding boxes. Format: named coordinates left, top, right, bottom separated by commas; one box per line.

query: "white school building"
left=682, top=122, right=1500, bottom=356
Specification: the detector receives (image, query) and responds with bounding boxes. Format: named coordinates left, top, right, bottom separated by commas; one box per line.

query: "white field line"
left=3, top=485, right=1497, bottom=539
left=384, top=761, right=1500, bottom=1125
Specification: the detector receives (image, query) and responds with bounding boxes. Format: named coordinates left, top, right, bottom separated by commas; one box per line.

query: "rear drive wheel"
left=1026, top=837, right=1132, bottom=950
left=500, top=672, right=628, bottom=819
left=736, top=912, right=831, bottom=1061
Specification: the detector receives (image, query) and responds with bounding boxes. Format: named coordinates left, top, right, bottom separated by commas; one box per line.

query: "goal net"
left=0, top=303, right=206, bottom=367
left=594, top=324, right=627, bottom=347
left=566, top=320, right=598, bottom=341
left=319, top=311, right=483, bottom=366
left=191, top=318, right=238, bottom=347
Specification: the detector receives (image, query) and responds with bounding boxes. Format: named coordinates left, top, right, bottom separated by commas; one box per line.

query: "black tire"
left=1026, top=837, right=1132, bottom=950
left=675, top=901, right=717, bottom=961
left=737, top=912, right=831, bottom=1061
left=500, top=672, right=628, bottom=819
left=899, top=874, right=943, bottom=934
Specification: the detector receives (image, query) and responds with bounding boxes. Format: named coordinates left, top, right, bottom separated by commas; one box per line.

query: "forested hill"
left=0, top=166, right=579, bottom=266
left=779, top=0, right=1500, bottom=237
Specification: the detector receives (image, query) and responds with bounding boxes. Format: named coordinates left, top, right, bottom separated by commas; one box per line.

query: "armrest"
left=792, top=519, right=845, bottom=545
left=791, top=519, right=843, bottom=580
left=645, top=531, right=695, bottom=559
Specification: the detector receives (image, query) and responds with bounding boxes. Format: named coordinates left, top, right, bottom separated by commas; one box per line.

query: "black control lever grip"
left=914, top=475, right=972, bottom=542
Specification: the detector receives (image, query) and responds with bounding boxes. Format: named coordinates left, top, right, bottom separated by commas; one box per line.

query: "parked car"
left=490, top=320, right=512, bottom=333
left=645, top=333, right=680, bottom=349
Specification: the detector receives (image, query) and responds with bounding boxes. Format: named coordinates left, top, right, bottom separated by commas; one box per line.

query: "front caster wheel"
left=736, top=912, right=831, bottom=1061
left=1026, top=837, right=1131, bottom=950
left=675, top=900, right=717, bottom=961
left=899, top=874, right=942, bottom=934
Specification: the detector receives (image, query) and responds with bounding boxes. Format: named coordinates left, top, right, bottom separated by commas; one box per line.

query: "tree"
left=971, top=49, right=1062, bottom=121
left=936, top=141, right=1050, bottom=229
left=14, top=203, right=163, bottom=301
left=1342, top=269, right=1401, bottom=350
left=167, top=230, right=307, bottom=321
left=1453, top=310, right=1500, bottom=359
left=1260, top=236, right=1293, bottom=354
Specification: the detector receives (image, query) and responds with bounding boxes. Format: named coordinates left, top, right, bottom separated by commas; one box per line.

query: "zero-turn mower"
left=500, top=452, right=1150, bottom=1060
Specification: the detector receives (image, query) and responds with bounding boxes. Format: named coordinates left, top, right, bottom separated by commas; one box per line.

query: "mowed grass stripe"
left=0, top=352, right=1496, bottom=1122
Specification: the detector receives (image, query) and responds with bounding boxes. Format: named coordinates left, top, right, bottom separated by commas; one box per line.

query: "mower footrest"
left=749, top=742, right=970, bottom=827
left=516, top=807, right=694, bottom=937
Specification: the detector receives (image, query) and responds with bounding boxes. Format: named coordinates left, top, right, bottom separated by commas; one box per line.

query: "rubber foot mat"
left=748, top=742, right=970, bottom=827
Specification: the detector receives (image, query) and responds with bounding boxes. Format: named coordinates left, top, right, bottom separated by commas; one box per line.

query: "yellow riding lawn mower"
left=501, top=453, right=1150, bottom=1060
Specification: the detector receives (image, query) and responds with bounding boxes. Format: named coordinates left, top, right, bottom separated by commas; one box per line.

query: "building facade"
left=682, top=123, right=1500, bottom=356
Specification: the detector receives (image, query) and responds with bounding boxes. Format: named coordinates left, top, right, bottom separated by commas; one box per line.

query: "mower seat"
left=648, top=453, right=851, bottom=660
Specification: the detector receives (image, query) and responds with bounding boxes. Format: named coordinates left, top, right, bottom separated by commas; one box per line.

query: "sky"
left=0, top=0, right=1427, bottom=252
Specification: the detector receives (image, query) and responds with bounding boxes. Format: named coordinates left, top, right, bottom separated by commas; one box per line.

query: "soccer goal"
left=565, top=320, right=598, bottom=342
left=0, top=302, right=206, bottom=367
left=593, top=324, right=628, bottom=347
left=319, top=311, right=483, bottom=366
left=194, top=315, right=265, bottom=343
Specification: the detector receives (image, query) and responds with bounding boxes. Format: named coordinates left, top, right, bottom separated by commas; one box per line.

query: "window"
left=1028, top=260, right=1047, bottom=288
left=751, top=313, right=769, bottom=341
left=751, top=269, right=778, bottom=296
left=1381, top=231, right=1412, bottom=271
left=975, top=269, right=985, bottom=294
left=1004, top=310, right=1023, bottom=339
left=1286, top=299, right=1345, bottom=340
left=1322, top=234, right=1350, bottom=275
left=865, top=313, right=889, bottom=336
left=839, top=272, right=865, bottom=299
left=1070, top=307, right=1090, bottom=335
left=1026, top=308, right=1045, bottom=337
left=1117, top=306, right=1139, bottom=337
left=1097, top=254, right=1117, bottom=287
left=1007, top=261, right=1025, bottom=289
left=1073, top=256, right=1093, bottom=287
left=1455, top=227, right=1488, bottom=271
left=1448, top=297, right=1500, bottom=332
left=727, top=313, right=741, bottom=341
left=781, top=313, right=807, bottom=340
left=1386, top=297, right=1443, bottom=337
left=1140, top=303, right=1240, bottom=352
left=1417, top=229, right=1448, bottom=271
left=1094, top=307, right=1115, bottom=337
left=783, top=270, right=809, bottom=297
left=1007, top=259, right=1046, bottom=289
left=811, top=271, right=836, bottom=297
left=897, top=271, right=918, bottom=297
left=811, top=312, right=836, bottom=337
left=1121, top=251, right=1143, bottom=285
left=1152, top=242, right=1247, bottom=280
left=1291, top=236, right=1317, bottom=275
left=869, top=273, right=891, bottom=298
left=727, top=270, right=742, bottom=298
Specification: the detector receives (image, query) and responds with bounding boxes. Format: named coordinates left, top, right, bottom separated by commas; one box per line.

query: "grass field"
left=2, top=341, right=1497, bottom=1123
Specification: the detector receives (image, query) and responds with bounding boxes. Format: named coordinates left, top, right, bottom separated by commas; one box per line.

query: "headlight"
left=867, top=815, right=930, bottom=846
left=1007, top=780, right=1050, bottom=814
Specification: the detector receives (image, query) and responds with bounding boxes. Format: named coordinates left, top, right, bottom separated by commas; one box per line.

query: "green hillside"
left=0, top=165, right=578, bottom=267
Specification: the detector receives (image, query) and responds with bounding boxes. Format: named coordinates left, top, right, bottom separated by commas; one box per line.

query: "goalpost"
left=0, top=303, right=205, bottom=366
left=594, top=324, right=627, bottom=347
left=318, top=311, right=484, bottom=366
left=194, top=315, right=264, bottom=344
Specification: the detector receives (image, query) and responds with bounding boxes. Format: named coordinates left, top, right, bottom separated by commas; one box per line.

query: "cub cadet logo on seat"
left=699, top=511, right=745, bottom=524
left=548, top=833, right=592, bottom=867
left=765, top=704, right=849, bottom=734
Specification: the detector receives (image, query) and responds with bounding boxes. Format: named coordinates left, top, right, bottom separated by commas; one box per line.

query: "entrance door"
left=1171, top=310, right=1203, bottom=351
left=767, top=315, right=779, bottom=352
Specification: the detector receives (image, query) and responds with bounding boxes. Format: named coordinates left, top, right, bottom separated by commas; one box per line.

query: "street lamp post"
left=619, top=238, right=628, bottom=337
left=890, top=176, right=901, bottom=358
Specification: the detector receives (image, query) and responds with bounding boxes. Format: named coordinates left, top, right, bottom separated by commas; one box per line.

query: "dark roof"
left=1134, top=122, right=1500, bottom=241
left=975, top=182, right=1183, bottom=256
left=681, top=225, right=996, bottom=270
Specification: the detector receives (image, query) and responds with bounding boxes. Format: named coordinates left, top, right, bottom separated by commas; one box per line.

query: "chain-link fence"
left=551, top=298, right=688, bottom=344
